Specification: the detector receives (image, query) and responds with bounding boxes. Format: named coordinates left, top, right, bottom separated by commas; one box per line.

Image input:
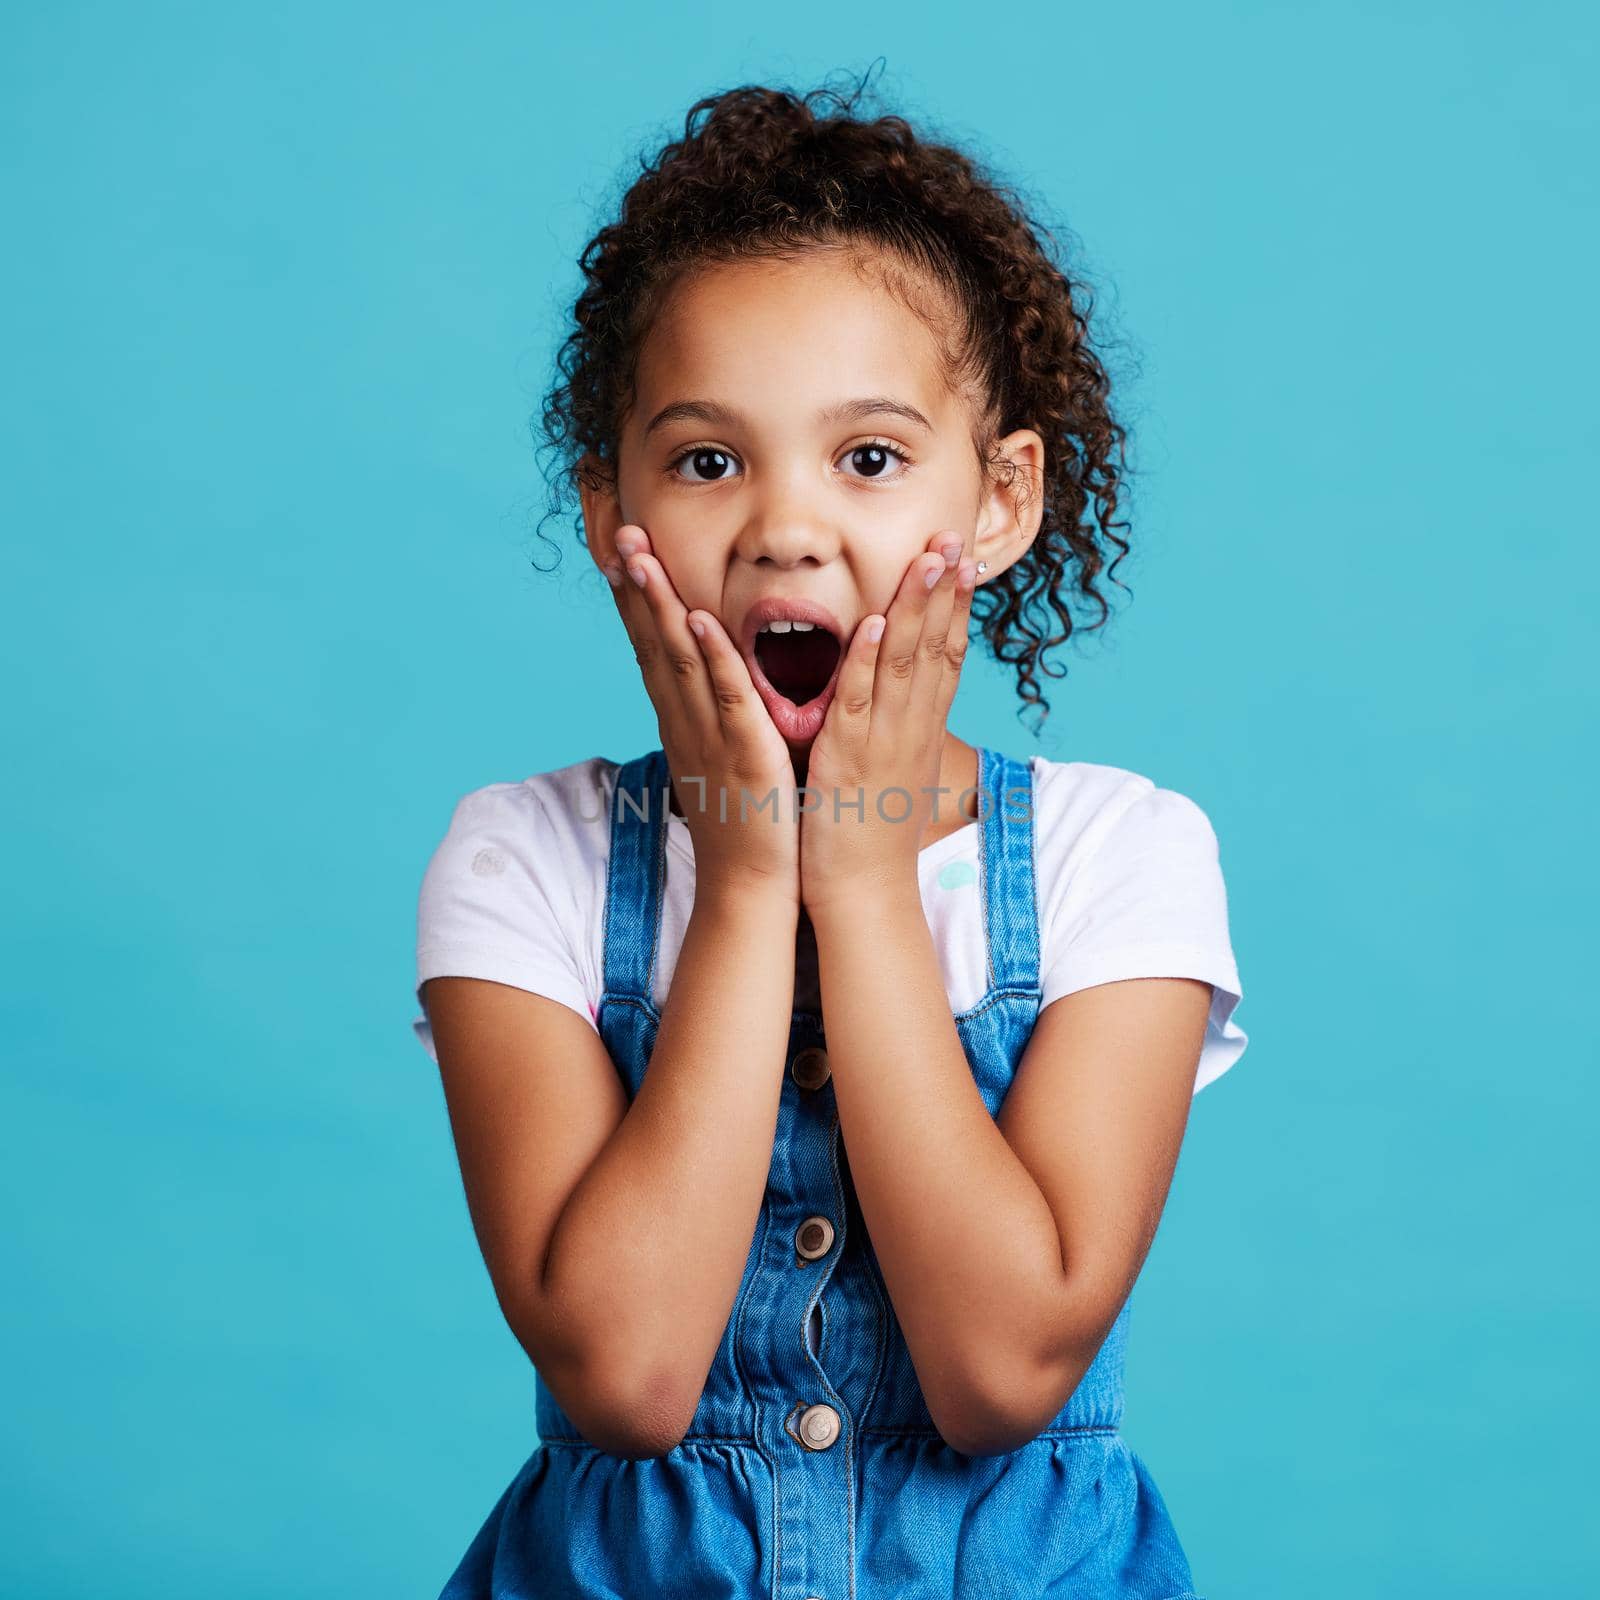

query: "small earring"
left=976, top=561, right=987, bottom=574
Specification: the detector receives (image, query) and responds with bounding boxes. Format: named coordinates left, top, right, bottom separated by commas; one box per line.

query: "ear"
left=578, top=454, right=625, bottom=571
left=972, top=428, right=1046, bottom=583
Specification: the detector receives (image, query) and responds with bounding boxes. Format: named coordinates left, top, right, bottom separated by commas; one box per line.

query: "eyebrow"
left=641, top=395, right=935, bottom=439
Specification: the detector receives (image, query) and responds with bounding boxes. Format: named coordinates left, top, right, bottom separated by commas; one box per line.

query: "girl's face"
left=584, top=248, right=1043, bottom=743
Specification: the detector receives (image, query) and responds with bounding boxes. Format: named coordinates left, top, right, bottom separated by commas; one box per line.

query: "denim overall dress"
left=439, top=744, right=1201, bottom=1600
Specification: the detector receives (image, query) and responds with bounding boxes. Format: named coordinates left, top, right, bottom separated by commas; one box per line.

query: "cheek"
left=863, top=470, right=970, bottom=569
left=859, top=527, right=968, bottom=606
left=883, top=460, right=966, bottom=540
left=855, top=533, right=938, bottom=603
left=648, top=537, right=722, bottom=609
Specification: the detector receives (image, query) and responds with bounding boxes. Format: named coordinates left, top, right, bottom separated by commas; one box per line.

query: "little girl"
left=413, top=71, right=1247, bottom=1600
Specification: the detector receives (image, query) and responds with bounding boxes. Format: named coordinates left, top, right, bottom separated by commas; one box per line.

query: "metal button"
left=791, top=1046, right=830, bottom=1089
left=795, top=1215, right=834, bottom=1260
left=795, top=1402, right=841, bottom=1451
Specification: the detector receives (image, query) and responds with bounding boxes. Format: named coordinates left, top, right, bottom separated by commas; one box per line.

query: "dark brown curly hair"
left=533, top=62, right=1137, bottom=734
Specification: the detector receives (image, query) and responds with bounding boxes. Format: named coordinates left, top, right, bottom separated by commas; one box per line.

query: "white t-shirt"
left=412, top=754, right=1248, bottom=1094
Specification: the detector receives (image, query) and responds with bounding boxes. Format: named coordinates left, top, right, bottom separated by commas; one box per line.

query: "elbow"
left=929, top=1334, right=1093, bottom=1459
left=534, top=1349, right=695, bottom=1461
left=932, top=1388, right=1061, bottom=1459
left=506, top=1289, right=696, bottom=1460
left=945, top=1272, right=1126, bottom=1454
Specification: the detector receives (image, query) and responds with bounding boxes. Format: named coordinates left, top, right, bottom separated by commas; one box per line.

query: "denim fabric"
left=440, top=745, right=1201, bottom=1599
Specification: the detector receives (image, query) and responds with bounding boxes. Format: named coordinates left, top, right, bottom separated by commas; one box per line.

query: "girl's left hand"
left=800, top=531, right=978, bottom=916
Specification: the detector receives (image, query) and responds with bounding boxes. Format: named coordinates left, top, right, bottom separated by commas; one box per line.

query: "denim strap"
left=599, top=746, right=670, bottom=1003
left=977, top=745, right=1041, bottom=995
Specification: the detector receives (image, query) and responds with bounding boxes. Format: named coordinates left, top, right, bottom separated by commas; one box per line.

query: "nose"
left=733, top=481, right=842, bottom=570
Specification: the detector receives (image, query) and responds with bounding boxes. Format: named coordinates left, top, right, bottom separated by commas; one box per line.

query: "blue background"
left=4, top=3, right=1595, bottom=1594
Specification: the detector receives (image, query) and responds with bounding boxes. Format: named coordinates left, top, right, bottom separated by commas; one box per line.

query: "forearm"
left=539, top=879, right=797, bottom=1439
left=811, top=884, right=1077, bottom=1452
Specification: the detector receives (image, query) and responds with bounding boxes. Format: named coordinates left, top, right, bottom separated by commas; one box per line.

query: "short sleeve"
left=1038, top=783, right=1248, bottom=1094
left=411, top=782, right=600, bottom=1063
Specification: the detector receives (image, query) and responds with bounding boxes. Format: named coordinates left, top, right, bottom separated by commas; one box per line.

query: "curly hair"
left=533, top=61, right=1136, bottom=733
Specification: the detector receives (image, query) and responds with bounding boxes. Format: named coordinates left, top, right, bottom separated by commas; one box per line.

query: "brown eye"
left=840, top=440, right=911, bottom=480
left=668, top=446, right=738, bottom=483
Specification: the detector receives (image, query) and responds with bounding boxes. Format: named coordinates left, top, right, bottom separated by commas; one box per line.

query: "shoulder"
left=1016, top=752, right=1247, bottom=1092
left=434, top=754, right=622, bottom=842
left=1022, top=754, right=1222, bottom=875
left=413, top=756, right=627, bottom=1052
left=420, top=754, right=626, bottom=898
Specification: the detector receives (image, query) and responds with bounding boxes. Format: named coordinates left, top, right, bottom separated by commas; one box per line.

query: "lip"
left=737, top=595, right=849, bottom=658
left=737, top=596, right=851, bottom=745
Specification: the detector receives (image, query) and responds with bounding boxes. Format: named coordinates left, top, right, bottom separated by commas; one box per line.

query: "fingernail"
left=924, top=562, right=943, bottom=589
left=940, top=541, right=962, bottom=565
left=866, top=617, right=885, bottom=643
left=602, top=561, right=623, bottom=587
left=616, top=535, right=640, bottom=558
left=957, top=559, right=976, bottom=589
left=627, top=562, right=646, bottom=587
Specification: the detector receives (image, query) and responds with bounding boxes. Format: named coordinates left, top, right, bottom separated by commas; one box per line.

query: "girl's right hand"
left=602, top=525, right=799, bottom=904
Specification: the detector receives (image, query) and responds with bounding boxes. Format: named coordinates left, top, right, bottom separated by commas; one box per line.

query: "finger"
left=601, top=528, right=675, bottom=711
left=619, top=549, right=722, bottom=737
left=933, top=557, right=978, bottom=727
left=911, top=532, right=964, bottom=723
left=830, top=611, right=883, bottom=758
left=873, top=546, right=947, bottom=732
left=600, top=520, right=652, bottom=592
left=604, top=527, right=718, bottom=741
left=685, top=607, right=786, bottom=764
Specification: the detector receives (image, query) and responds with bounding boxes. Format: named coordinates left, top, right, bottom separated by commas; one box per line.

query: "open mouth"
left=753, top=621, right=842, bottom=708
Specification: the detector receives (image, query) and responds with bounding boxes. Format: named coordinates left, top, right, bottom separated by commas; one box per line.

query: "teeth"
left=757, top=619, right=817, bottom=634
left=790, top=621, right=815, bottom=632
